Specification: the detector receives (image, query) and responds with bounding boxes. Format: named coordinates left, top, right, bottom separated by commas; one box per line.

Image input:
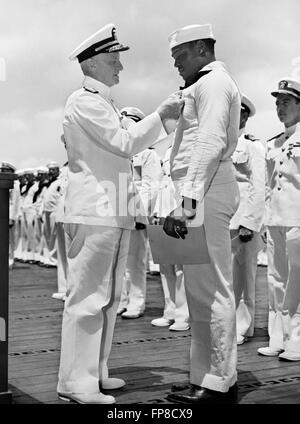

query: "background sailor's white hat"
left=120, top=106, right=146, bottom=122
left=168, top=24, right=215, bottom=50
left=47, top=161, right=60, bottom=169
left=16, top=169, right=25, bottom=176
left=23, top=168, right=35, bottom=174
left=36, top=166, right=49, bottom=173
left=241, top=94, right=256, bottom=117
left=69, top=23, right=129, bottom=63
left=271, top=77, right=300, bottom=100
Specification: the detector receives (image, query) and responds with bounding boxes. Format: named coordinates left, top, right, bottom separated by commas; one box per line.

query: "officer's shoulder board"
left=267, top=132, right=284, bottom=142
left=244, top=133, right=259, bottom=142
left=83, top=86, right=99, bottom=94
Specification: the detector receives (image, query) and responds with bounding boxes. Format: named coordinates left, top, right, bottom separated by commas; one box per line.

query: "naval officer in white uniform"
left=257, top=78, right=300, bottom=361
left=57, top=23, right=184, bottom=404
left=230, top=95, right=265, bottom=345
left=164, top=24, right=241, bottom=404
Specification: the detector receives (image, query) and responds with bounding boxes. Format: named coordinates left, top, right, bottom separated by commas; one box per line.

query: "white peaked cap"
left=271, top=77, right=300, bottom=100
left=69, top=23, right=129, bottom=62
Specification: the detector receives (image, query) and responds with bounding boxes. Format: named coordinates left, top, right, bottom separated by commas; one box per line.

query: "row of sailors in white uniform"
left=6, top=162, right=69, bottom=300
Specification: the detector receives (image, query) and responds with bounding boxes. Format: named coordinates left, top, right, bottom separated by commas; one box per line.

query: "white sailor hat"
left=16, top=169, right=25, bottom=176
left=168, top=24, right=215, bottom=50
left=120, top=107, right=146, bottom=122
left=241, top=94, right=256, bottom=117
left=23, top=168, right=35, bottom=174
left=271, top=77, right=300, bottom=100
left=36, top=166, right=49, bottom=174
left=69, top=23, right=129, bottom=63
left=0, top=161, right=16, bottom=172
left=47, top=161, right=60, bottom=169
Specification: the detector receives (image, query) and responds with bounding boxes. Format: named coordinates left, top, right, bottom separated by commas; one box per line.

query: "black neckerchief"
left=180, top=70, right=212, bottom=90
left=22, top=181, right=35, bottom=197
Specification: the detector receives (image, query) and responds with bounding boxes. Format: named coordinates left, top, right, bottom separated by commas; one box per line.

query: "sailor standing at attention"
left=163, top=24, right=241, bottom=404
left=230, top=94, right=265, bottom=345
left=257, top=78, right=300, bottom=361
left=57, top=23, right=184, bottom=404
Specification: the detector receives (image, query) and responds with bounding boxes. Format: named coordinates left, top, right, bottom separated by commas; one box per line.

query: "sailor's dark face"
left=172, top=42, right=202, bottom=82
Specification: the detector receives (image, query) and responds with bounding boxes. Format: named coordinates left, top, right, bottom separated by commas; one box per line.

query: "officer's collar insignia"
left=83, top=86, right=99, bottom=94
left=279, top=80, right=288, bottom=89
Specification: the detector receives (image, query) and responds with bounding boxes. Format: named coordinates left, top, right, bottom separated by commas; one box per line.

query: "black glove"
left=135, top=222, right=146, bottom=230
left=239, top=226, right=254, bottom=243
left=163, top=216, right=188, bottom=240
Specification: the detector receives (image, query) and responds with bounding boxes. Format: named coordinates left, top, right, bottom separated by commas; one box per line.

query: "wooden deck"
left=7, top=262, right=300, bottom=405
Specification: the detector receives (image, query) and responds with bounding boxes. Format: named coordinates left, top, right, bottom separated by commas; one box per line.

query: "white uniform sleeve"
left=67, top=93, right=163, bottom=159
left=240, top=142, right=266, bottom=232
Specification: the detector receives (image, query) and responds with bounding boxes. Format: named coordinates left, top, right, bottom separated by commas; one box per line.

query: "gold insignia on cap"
left=279, top=80, right=288, bottom=89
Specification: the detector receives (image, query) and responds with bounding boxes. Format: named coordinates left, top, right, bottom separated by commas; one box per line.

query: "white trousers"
left=57, top=224, right=130, bottom=394
left=13, top=218, right=23, bottom=260
left=183, top=179, right=239, bottom=392
left=267, top=226, right=300, bottom=353
left=33, top=215, right=45, bottom=262
left=159, top=264, right=189, bottom=323
left=23, top=210, right=36, bottom=261
left=120, top=228, right=148, bottom=313
left=43, top=211, right=57, bottom=265
left=56, top=222, right=68, bottom=294
left=9, top=223, right=16, bottom=266
left=231, top=231, right=260, bottom=338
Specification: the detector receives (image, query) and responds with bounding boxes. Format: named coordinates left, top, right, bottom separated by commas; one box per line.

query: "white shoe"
left=237, top=335, right=248, bottom=345
left=151, top=317, right=174, bottom=327
left=257, top=346, right=283, bottom=356
left=58, top=391, right=115, bottom=404
left=52, top=292, right=66, bottom=301
left=121, top=310, right=144, bottom=319
left=169, top=322, right=190, bottom=331
left=100, top=377, right=126, bottom=390
left=278, top=351, right=300, bottom=361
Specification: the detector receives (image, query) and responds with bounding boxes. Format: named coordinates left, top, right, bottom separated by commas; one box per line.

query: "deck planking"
left=6, top=262, right=300, bottom=404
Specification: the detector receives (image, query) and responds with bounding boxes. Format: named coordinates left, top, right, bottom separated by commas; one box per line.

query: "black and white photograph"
left=1, top=0, right=300, bottom=410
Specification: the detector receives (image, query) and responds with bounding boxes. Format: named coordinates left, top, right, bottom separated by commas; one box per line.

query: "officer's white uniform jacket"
left=63, top=76, right=163, bottom=229
left=266, top=123, right=300, bottom=226
left=230, top=129, right=265, bottom=232
left=170, top=61, right=241, bottom=202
